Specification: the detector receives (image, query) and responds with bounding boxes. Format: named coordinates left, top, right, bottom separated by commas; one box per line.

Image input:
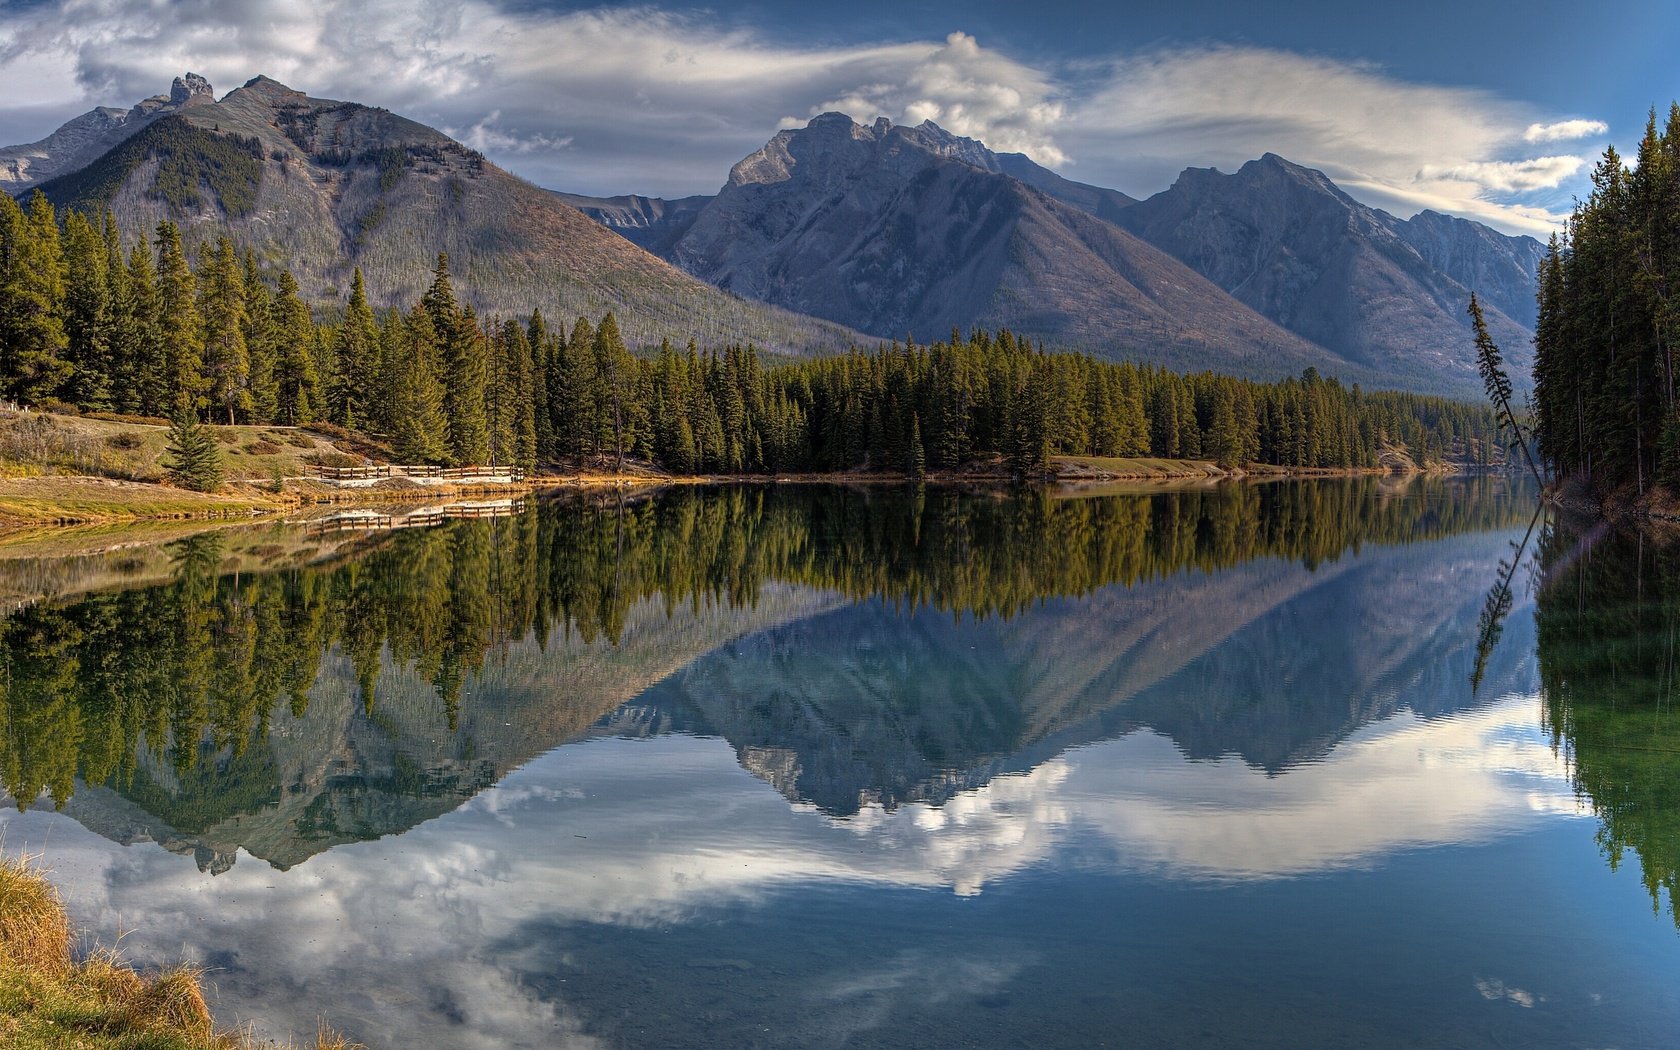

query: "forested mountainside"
left=18, top=75, right=855, bottom=351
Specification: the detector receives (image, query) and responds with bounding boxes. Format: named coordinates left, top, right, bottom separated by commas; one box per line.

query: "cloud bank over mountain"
left=0, top=1, right=1605, bottom=234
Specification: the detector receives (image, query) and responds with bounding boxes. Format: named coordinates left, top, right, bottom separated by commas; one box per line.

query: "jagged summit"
left=1116, top=152, right=1545, bottom=389
left=657, top=109, right=1340, bottom=375
left=729, top=112, right=1012, bottom=189
left=0, top=71, right=214, bottom=190
left=170, top=73, right=214, bottom=104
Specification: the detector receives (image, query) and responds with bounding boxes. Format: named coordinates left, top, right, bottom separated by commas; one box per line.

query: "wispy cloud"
left=1059, top=45, right=1597, bottom=235
left=0, top=2, right=1603, bottom=234
left=1524, top=119, right=1609, bottom=144
left=1417, top=157, right=1587, bottom=193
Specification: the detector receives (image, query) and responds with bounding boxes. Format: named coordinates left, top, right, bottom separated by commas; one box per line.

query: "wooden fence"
left=307, top=464, right=527, bottom=483
left=306, top=499, right=528, bottom=535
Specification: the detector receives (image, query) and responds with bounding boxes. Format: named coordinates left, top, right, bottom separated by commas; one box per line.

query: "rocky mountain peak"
left=171, top=73, right=213, bottom=104
left=1243, top=153, right=1346, bottom=197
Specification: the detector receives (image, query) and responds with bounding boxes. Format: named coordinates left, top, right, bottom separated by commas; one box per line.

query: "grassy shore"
left=0, top=406, right=1437, bottom=527
left=0, top=854, right=357, bottom=1049
left=0, top=476, right=287, bottom=525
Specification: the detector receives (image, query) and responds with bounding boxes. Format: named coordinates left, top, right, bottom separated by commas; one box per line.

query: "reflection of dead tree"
left=1472, top=505, right=1543, bottom=695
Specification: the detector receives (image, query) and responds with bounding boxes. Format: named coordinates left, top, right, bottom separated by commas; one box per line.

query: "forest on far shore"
left=0, top=193, right=1502, bottom=477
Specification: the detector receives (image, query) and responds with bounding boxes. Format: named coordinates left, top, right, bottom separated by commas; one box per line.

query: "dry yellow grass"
left=0, top=853, right=360, bottom=1050
left=0, top=475, right=285, bottom=525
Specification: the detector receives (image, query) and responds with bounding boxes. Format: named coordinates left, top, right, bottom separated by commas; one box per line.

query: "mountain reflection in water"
left=0, top=479, right=1526, bottom=863
left=1, top=478, right=1676, bottom=1050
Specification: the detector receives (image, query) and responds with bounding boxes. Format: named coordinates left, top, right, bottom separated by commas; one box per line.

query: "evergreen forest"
left=1534, top=104, right=1680, bottom=493
left=0, top=191, right=1502, bottom=477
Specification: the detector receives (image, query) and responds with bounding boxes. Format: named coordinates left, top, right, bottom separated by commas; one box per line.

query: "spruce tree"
left=424, top=256, right=488, bottom=464
left=593, top=312, right=636, bottom=470
left=528, top=309, right=556, bottom=461
left=163, top=411, right=224, bottom=491
left=272, top=270, right=317, bottom=424
left=0, top=192, right=72, bottom=403
left=241, top=252, right=279, bottom=423
left=154, top=221, right=206, bottom=416
left=61, top=211, right=113, bottom=409
left=389, top=304, right=448, bottom=463
left=557, top=316, right=600, bottom=461
left=328, top=268, right=379, bottom=427
left=115, top=242, right=165, bottom=415
left=198, top=237, right=251, bottom=423
left=502, top=319, right=538, bottom=471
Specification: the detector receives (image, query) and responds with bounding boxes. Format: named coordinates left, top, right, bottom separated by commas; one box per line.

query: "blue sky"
left=0, top=0, right=1671, bottom=235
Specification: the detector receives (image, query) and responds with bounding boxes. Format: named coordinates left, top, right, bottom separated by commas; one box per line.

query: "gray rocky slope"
left=653, top=113, right=1349, bottom=380
left=570, top=116, right=1543, bottom=394
left=1113, top=154, right=1544, bottom=391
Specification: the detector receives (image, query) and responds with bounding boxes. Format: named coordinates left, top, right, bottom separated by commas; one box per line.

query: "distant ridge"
left=612, top=112, right=1351, bottom=382
left=1114, top=154, right=1544, bottom=390
left=566, top=117, right=1544, bottom=395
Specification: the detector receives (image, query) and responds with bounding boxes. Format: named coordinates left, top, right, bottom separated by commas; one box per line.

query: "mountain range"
left=568, top=115, right=1544, bottom=394
left=8, top=74, right=1546, bottom=395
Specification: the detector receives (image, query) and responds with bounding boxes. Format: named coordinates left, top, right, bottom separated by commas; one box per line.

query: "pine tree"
left=388, top=304, right=449, bottom=463
left=197, top=237, right=250, bottom=423
left=556, top=316, right=600, bottom=461
left=163, top=411, right=223, bottom=492
left=272, top=270, right=318, bottom=424
left=153, top=221, right=206, bottom=416
left=241, top=252, right=279, bottom=423
left=60, top=211, right=113, bottom=409
left=502, top=319, right=538, bottom=471
left=528, top=309, right=557, bottom=461
left=113, top=242, right=165, bottom=415
left=424, top=256, right=488, bottom=464
left=594, top=312, right=635, bottom=470
left=328, top=268, right=379, bottom=427
left=0, top=192, right=72, bottom=403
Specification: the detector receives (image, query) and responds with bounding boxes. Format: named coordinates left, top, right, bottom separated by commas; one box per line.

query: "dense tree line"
left=1534, top=104, right=1680, bottom=492
left=1536, top=515, right=1680, bottom=927
left=0, top=192, right=1500, bottom=475
left=0, top=479, right=1530, bottom=813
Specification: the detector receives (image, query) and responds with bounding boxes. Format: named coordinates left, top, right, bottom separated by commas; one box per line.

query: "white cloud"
left=1417, top=156, right=1586, bottom=193
left=803, top=31, right=1068, bottom=165
left=1524, top=119, right=1609, bottom=144
left=1059, top=45, right=1597, bottom=235
left=445, top=110, right=572, bottom=155
left=0, top=4, right=1603, bottom=233
left=0, top=692, right=1580, bottom=1047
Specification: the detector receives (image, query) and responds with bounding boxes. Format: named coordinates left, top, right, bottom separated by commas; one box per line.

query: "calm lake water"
left=2, top=479, right=1677, bottom=1048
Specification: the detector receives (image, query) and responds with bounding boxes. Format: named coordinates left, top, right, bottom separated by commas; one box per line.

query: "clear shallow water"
left=1, top=479, right=1677, bottom=1048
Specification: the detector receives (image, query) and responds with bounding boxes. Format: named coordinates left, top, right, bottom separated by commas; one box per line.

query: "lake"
left=1, top=478, right=1677, bottom=1048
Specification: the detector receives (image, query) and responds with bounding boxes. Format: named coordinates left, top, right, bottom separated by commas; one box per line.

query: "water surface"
left=1, top=479, right=1676, bottom=1048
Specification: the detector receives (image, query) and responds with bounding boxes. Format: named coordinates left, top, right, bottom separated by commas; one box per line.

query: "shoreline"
left=0, top=458, right=1495, bottom=529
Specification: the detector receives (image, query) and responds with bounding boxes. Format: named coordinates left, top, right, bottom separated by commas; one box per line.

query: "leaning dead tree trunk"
left=1469, top=294, right=1544, bottom=488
